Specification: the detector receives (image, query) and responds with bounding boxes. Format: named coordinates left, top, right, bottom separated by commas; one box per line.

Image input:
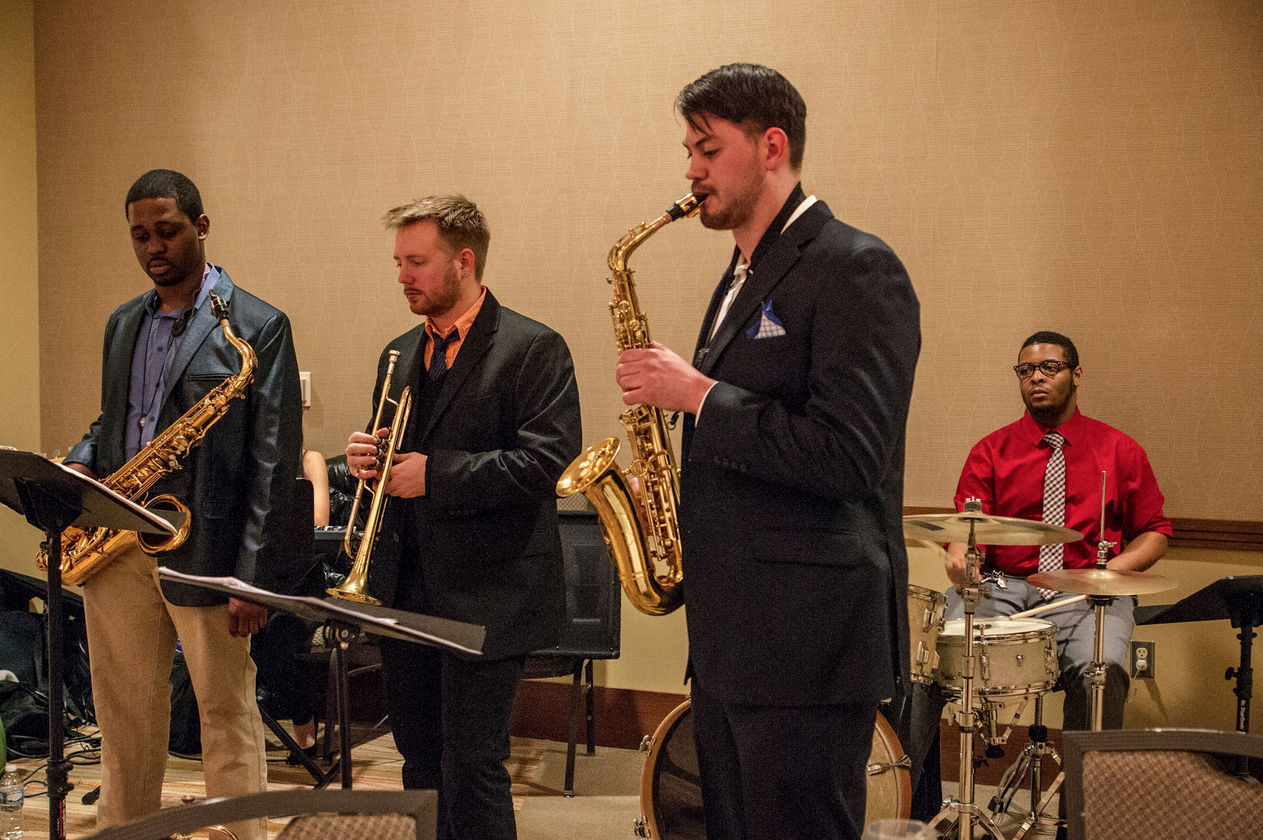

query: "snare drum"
left=634, top=699, right=910, bottom=838
left=934, top=617, right=1059, bottom=702
left=907, top=584, right=946, bottom=685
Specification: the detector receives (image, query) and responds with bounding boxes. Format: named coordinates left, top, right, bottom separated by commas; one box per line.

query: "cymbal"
left=1026, top=568, right=1176, bottom=596
left=903, top=512, right=1083, bottom=546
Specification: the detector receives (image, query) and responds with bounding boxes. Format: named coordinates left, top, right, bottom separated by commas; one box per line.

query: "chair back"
left=1063, top=727, right=1263, bottom=840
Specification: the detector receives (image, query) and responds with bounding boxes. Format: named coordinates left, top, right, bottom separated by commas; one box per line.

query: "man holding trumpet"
left=344, top=195, right=581, bottom=840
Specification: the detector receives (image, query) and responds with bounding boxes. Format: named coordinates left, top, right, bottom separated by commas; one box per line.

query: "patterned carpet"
left=5, top=721, right=646, bottom=839
left=5, top=722, right=1058, bottom=839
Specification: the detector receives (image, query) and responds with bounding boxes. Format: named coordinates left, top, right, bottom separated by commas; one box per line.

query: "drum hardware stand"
left=990, top=693, right=1062, bottom=832
left=1015, top=487, right=1116, bottom=840
left=928, top=499, right=1007, bottom=840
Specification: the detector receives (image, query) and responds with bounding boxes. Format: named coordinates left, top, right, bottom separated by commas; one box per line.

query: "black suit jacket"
left=681, top=196, right=920, bottom=706
left=67, top=269, right=304, bottom=606
left=365, top=290, right=582, bottom=660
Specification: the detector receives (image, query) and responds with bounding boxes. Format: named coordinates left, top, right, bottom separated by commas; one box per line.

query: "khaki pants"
left=83, top=546, right=267, bottom=840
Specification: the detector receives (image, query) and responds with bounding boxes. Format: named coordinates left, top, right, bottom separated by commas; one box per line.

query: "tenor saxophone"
left=36, top=292, right=257, bottom=586
left=556, top=193, right=702, bottom=616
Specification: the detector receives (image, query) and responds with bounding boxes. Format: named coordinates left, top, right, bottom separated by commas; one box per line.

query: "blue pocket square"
left=747, top=300, right=787, bottom=339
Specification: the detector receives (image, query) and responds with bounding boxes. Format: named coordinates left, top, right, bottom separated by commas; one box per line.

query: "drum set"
left=633, top=497, right=1174, bottom=840
left=904, top=500, right=1174, bottom=840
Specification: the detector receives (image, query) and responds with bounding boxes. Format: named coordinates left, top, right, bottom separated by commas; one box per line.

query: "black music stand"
left=1136, top=575, right=1263, bottom=777
left=0, top=448, right=184, bottom=840
left=157, top=568, right=484, bottom=789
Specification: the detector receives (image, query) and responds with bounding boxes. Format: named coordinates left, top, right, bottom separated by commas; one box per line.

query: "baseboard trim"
left=511, top=681, right=1064, bottom=791
left=511, top=680, right=687, bottom=752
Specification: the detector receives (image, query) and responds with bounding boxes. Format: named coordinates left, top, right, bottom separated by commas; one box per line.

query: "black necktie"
left=429, top=330, right=456, bottom=381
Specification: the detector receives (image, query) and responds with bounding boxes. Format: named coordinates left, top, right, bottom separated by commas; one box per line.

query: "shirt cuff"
left=693, top=381, right=722, bottom=425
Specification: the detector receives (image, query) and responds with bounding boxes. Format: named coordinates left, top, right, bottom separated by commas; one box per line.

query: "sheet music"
left=158, top=567, right=484, bottom=655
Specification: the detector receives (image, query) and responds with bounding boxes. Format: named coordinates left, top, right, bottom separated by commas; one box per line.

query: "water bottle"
left=0, top=764, right=22, bottom=840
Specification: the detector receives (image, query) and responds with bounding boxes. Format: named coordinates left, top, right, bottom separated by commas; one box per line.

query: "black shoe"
left=286, top=745, right=318, bottom=766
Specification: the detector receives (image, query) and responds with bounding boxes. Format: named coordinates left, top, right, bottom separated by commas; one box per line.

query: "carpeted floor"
left=3, top=721, right=1060, bottom=839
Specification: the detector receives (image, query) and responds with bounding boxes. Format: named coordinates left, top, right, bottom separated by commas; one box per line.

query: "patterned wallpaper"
left=34, top=0, right=1263, bottom=519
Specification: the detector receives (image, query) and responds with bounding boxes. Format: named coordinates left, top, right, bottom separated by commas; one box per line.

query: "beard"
left=409, top=262, right=464, bottom=318
left=696, top=166, right=764, bottom=232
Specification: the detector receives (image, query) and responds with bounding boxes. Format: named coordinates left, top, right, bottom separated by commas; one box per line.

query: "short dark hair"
left=1021, top=331, right=1079, bottom=368
left=382, top=195, right=491, bottom=282
left=125, top=169, right=204, bottom=223
left=677, top=63, right=807, bottom=170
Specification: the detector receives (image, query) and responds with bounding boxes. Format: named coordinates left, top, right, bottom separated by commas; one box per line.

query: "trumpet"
left=329, top=350, right=412, bottom=604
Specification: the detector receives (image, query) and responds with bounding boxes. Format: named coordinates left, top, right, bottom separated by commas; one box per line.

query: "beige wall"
left=25, top=1, right=1263, bottom=725
left=0, top=0, right=44, bottom=575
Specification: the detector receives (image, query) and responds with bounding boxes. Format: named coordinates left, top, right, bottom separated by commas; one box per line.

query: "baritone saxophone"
left=36, top=292, right=256, bottom=586
left=555, top=193, right=702, bottom=616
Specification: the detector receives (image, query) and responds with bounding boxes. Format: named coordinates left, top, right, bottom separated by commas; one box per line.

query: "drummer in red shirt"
left=943, top=330, right=1172, bottom=732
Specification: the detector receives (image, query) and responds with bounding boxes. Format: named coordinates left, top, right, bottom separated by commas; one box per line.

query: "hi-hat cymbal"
left=1026, top=568, right=1176, bottom=596
left=903, top=512, right=1083, bottom=546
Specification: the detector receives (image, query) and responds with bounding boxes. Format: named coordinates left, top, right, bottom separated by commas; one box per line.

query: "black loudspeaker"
left=538, top=506, right=620, bottom=660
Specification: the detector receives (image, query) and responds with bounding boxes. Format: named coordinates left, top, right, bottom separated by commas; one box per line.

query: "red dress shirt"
left=953, top=408, right=1173, bottom=576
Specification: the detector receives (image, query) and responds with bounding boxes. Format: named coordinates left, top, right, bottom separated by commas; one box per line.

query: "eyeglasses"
left=1014, top=361, right=1073, bottom=379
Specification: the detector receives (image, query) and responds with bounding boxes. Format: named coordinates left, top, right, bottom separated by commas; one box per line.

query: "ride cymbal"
left=1026, top=568, right=1176, bottom=596
left=903, top=512, right=1083, bottom=546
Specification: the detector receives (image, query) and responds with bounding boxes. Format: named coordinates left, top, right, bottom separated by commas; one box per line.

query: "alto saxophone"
left=36, top=292, right=257, bottom=586
left=556, top=193, right=702, bottom=616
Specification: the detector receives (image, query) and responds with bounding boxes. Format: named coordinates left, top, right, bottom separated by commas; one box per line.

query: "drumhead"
left=638, top=700, right=909, bottom=838
left=940, top=616, right=1054, bottom=639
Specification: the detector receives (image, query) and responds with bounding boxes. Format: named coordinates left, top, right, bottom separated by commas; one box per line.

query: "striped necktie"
left=429, top=329, right=456, bottom=381
left=1036, top=431, right=1067, bottom=600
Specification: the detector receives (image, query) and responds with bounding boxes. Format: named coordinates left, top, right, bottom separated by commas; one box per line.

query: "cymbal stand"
left=929, top=499, right=1006, bottom=840
left=1016, top=481, right=1115, bottom=839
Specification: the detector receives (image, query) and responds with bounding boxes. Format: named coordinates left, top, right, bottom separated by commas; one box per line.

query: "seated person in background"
left=909, top=331, right=1171, bottom=822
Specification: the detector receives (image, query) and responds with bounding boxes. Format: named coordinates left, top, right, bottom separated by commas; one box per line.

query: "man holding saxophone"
left=344, top=195, right=581, bottom=840
left=62, top=169, right=303, bottom=840
left=616, top=65, right=920, bottom=840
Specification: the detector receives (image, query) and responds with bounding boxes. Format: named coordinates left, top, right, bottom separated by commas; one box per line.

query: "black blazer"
left=364, top=290, right=582, bottom=660
left=67, top=270, right=304, bottom=606
left=680, top=198, right=920, bottom=706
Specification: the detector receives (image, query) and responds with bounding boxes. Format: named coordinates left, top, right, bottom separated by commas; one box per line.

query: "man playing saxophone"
left=343, top=195, right=581, bottom=840
left=616, top=65, right=920, bottom=840
left=62, top=170, right=303, bottom=840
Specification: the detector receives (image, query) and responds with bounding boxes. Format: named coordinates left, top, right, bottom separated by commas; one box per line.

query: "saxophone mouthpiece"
left=667, top=193, right=704, bottom=220
left=209, top=291, right=229, bottom=323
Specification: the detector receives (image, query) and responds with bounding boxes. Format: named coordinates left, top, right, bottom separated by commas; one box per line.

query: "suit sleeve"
left=688, top=245, right=919, bottom=501
left=231, top=311, right=303, bottom=589
left=426, top=329, right=582, bottom=509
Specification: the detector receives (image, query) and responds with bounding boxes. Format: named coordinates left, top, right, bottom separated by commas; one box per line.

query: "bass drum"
left=634, top=699, right=910, bottom=839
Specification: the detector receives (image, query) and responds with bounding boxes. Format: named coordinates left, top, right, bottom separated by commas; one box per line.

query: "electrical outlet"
left=1131, top=640, right=1156, bottom=679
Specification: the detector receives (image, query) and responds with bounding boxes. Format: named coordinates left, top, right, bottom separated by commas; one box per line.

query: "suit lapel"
left=422, top=290, right=501, bottom=441
left=697, top=200, right=833, bottom=377
left=161, top=271, right=235, bottom=408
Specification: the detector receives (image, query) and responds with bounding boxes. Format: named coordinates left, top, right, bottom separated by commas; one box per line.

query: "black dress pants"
left=380, top=638, right=525, bottom=840
left=690, top=679, right=878, bottom=840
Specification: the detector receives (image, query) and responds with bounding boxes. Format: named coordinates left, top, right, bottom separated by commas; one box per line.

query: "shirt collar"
left=426, top=285, right=486, bottom=343
left=735, top=182, right=809, bottom=274
left=144, top=263, right=215, bottom=318
left=1020, top=406, right=1084, bottom=447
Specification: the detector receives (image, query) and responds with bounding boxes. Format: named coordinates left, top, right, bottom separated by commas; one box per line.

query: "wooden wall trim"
left=511, top=681, right=688, bottom=752
left=511, top=681, right=1062, bottom=789
left=905, top=507, right=1263, bottom=553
